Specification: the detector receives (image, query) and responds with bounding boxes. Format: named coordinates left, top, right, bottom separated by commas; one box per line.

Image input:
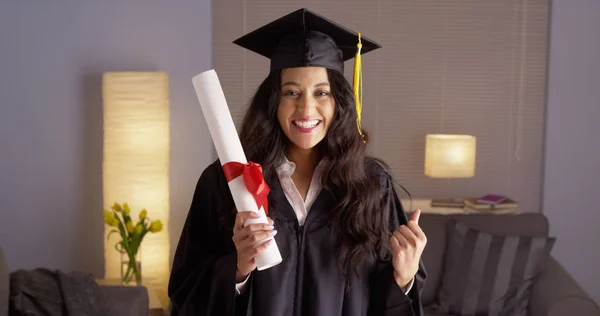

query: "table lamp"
left=424, top=134, right=476, bottom=207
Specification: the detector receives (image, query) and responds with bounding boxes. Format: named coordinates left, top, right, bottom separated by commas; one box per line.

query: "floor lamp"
left=102, top=71, right=170, bottom=307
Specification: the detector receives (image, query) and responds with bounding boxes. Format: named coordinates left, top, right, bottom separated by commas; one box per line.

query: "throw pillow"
left=428, top=219, right=555, bottom=316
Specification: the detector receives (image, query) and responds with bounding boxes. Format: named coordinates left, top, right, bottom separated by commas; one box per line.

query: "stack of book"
left=463, top=194, right=519, bottom=213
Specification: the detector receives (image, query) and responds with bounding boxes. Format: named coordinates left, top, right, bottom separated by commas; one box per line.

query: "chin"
left=289, top=136, right=325, bottom=151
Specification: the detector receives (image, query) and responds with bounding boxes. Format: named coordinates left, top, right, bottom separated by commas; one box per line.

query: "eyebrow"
left=282, top=81, right=330, bottom=88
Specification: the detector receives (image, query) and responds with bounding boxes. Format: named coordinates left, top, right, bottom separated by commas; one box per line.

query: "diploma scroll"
left=192, top=69, right=283, bottom=271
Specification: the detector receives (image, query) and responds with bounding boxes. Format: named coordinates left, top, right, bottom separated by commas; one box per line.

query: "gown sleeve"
left=168, top=161, right=250, bottom=316
left=369, top=169, right=428, bottom=316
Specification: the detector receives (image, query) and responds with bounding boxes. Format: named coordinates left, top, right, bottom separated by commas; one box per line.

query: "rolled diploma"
left=192, top=69, right=282, bottom=271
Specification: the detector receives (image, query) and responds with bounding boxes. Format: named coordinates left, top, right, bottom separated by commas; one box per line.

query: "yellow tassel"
left=353, top=32, right=365, bottom=142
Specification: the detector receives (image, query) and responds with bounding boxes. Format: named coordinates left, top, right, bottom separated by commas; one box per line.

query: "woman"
left=168, top=8, right=427, bottom=316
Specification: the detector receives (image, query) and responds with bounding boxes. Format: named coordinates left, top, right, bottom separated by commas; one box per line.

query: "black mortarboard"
left=232, top=8, right=381, bottom=74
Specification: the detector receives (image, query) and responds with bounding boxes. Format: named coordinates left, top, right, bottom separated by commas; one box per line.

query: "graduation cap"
left=233, top=8, right=381, bottom=73
left=233, top=8, right=382, bottom=140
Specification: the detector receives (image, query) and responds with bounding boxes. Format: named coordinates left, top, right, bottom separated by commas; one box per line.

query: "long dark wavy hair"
left=238, top=68, right=395, bottom=282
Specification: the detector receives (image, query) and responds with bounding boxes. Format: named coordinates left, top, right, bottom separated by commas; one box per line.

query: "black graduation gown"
left=168, top=160, right=427, bottom=316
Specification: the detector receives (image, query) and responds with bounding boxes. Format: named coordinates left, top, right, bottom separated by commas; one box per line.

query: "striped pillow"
left=429, top=219, right=555, bottom=316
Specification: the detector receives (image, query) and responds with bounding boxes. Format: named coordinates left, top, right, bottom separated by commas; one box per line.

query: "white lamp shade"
left=102, top=72, right=170, bottom=307
left=425, top=134, right=476, bottom=178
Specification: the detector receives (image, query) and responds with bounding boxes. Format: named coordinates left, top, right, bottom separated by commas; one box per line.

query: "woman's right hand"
left=232, top=211, right=276, bottom=282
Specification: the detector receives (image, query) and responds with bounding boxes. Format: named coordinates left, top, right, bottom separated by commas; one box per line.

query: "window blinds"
left=213, top=0, right=549, bottom=213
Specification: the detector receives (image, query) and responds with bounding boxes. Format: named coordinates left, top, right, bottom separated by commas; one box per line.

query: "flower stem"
left=123, top=262, right=133, bottom=283
left=123, top=250, right=141, bottom=285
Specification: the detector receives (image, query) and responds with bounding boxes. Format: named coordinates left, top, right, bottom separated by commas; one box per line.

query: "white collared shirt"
left=274, top=157, right=325, bottom=226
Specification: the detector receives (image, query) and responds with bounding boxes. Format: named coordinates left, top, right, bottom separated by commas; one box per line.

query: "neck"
left=287, top=146, right=319, bottom=176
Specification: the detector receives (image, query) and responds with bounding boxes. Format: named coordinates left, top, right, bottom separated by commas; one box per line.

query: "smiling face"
left=277, top=67, right=336, bottom=152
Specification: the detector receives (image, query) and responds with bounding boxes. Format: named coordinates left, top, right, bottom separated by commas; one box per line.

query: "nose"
left=297, top=94, right=317, bottom=115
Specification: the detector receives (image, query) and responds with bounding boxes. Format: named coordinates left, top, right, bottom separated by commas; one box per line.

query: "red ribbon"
left=222, top=161, right=270, bottom=216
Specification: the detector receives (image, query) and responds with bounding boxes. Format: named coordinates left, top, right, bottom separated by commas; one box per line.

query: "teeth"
left=293, top=120, right=319, bottom=128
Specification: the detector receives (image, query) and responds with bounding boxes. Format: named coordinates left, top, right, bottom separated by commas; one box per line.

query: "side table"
left=95, top=279, right=166, bottom=315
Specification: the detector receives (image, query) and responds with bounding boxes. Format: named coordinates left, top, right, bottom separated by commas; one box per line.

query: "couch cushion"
left=428, top=219, right=555, bottom=316
left=419, top=213, right=549, bottom=306
left=0, top=246, right=8, bottom=316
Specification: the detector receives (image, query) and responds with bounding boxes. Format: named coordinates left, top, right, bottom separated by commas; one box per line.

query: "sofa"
left=419, top=213, right=600, bottom=316
left=0, top=245, right=149, bottom=316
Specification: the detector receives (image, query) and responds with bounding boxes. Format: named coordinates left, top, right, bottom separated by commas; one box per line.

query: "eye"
left=316, top=91, right=330, bottom=97
left=283, top=90, right=300, bottom=97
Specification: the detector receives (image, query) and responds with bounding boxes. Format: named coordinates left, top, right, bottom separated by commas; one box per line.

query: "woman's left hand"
left=390, top=209, right=427, bottom=288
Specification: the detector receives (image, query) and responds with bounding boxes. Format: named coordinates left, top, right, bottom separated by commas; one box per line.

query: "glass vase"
left=120, top=249, right=142, bottom=286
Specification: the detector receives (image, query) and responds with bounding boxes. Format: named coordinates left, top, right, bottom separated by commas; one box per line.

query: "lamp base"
left=430, top=198, right=465, bottom=208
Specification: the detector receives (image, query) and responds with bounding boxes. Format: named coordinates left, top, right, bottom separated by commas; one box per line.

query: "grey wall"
left=544, top=0, right=600, bottom=304
left=0, top=1, right=213, bottom=277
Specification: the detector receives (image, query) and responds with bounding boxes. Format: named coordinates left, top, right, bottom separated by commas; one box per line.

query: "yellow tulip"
left=149, top=220, right=163, bottom=233
left=139, top=209, right=147, bottom=220
left=104, top=210, right=118, bottom=226
left=126, top=221, right=135, bottom=233
left=123, top=203, right=131, bottom=215
left=111, top=202, right=122, bottom=212
left=111, top=218, right=120, bottom=227
left=135, top=224, right=143, bottom=235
